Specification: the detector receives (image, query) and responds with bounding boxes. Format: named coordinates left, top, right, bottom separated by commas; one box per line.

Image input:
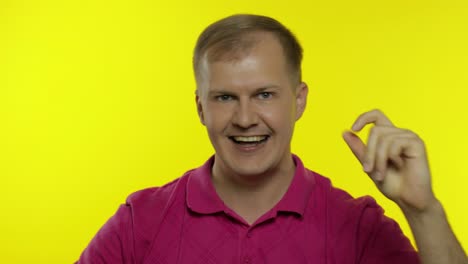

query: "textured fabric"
left=76, top=155, right=420, bottom=264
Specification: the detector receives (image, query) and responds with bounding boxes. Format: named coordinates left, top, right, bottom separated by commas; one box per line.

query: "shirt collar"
left=186, top=156, right=225, bottom=214
left=275, top=154, right=315, bottom=216
left=186, top=154, right=315, bottom=216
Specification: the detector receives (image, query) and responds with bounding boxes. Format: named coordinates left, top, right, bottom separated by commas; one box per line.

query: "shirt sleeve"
left=75, top=204, right=135, bottom=264
left=356, top=204, right=421, bottom=264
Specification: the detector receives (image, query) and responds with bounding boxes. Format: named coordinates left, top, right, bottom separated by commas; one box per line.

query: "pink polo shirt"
left=77, top=155, right=420, bottom=264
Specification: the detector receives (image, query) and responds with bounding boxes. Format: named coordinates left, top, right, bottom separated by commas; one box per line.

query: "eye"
left=216, top=94, right=233, bottom=101
left=258, top=92, right=273, bottom=99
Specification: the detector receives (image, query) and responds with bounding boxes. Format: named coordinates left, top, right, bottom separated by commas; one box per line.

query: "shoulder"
left=119, top=170, right=194, bottom=262
left=307, top=169, right=418, bottom=263
left=306, top=169, right=388, bottom=242
left=309, top=169, right=379, bottom=212
left=125, top=169, right=193, bottom=215
left=127, top=173, right=187, bottom=205
left=76, top=170, right=195, bottom=263
left=310, top=169, right=389, bottom=231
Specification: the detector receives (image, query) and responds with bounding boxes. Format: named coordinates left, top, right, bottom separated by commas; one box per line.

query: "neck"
left=211, top=155, right=296, bottom=224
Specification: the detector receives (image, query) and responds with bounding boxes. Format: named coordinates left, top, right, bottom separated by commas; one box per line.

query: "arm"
left=402, top=199, right=466, bottom=264
left=343, top=109, right=467, bottom=264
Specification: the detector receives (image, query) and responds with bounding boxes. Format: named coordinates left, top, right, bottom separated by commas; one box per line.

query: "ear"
left=295, top=82, right=308, bottom=121
left=195, top=90, right=206, bottom=126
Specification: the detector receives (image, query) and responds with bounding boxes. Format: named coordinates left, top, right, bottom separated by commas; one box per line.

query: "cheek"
left=260, top=102, right=296, bottom=128
left=204, top=103, right=232, bottom=130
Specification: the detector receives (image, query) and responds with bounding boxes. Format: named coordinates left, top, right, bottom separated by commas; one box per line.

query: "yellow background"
left=1, top=0, right=467, bottom=263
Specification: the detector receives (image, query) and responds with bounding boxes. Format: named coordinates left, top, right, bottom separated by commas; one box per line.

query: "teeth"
left=232, top=136, right=267, bottom=142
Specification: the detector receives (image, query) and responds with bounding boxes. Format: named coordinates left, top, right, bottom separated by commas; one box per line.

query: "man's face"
left=196, top=32, right=308, bottom=178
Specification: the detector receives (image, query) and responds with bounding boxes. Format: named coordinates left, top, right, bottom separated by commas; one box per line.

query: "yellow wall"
left=1, top=0, right=467, bottom=262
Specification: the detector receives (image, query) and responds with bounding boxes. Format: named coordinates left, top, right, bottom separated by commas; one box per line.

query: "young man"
left=77, top=14, right=467, bottom=264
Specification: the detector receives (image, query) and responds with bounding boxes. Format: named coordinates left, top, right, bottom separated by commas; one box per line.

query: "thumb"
left=342, top=130, right=366, bottom=165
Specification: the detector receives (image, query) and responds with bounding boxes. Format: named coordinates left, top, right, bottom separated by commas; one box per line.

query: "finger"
left=400, top=133, right=426, bottom=159
left=374, top=133, right=414, bottom=180
left=342, top=130, right=366, bottom=164
left=388, top=138, right=407, bottom=169
left=364, top=126, right=402, bottom=173
left=352, top=109, right=394, bottom=132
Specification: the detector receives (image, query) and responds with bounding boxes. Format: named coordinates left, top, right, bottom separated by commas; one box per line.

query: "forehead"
left=198, top=33, right=291, bottom=92
left=206, top=31, right=276, bottom=64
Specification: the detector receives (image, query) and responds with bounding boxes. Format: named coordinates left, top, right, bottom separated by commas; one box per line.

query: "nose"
left=231, top=98, right=258, bottom=129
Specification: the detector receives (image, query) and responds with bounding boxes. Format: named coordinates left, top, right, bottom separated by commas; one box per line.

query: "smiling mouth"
left=229, top=136, right=269, bottom=145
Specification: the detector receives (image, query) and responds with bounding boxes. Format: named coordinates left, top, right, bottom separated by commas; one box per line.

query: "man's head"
left=194, top=14, right=308, bottom=179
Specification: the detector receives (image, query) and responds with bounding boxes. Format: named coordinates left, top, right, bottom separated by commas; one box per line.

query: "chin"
left=220, top=153, right=277, bottom=177
left=232, top=165, right=270, bottom=177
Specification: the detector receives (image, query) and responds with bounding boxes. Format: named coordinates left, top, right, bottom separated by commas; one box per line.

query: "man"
left=77, top=14, right=467, bottom=263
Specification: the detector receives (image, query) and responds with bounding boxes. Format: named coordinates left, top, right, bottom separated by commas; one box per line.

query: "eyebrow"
left=208, top=85, right=280, bottom=95
left=254, top=85, right=280, bottom=92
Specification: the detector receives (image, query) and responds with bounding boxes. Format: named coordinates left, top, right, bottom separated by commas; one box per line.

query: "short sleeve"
left=356, top=205, right=420, bottom=264
left=76, top=204, right=135, bottom=264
